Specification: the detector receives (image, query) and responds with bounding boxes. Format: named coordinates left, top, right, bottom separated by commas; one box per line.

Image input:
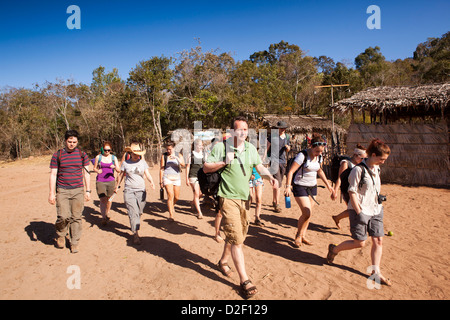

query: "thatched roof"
left=333, top=83, right=450, bottom=113
left=261, top=114, right=346, bottom=134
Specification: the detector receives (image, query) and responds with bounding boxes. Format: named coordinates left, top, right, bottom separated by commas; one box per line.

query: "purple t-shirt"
left=97, top=158, right=116, bottom=182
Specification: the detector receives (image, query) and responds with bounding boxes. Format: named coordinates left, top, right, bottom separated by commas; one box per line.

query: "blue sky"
left=0, top=0, right=448, bottom=89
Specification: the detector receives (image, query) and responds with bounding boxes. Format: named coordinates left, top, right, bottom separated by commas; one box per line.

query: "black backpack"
left=197, top=142, right=246, bottom=210
left=330, top=154, right=351, bottom=184
left=339, top=166, right=353, bottom=197
left=197, top=167, right=222, bottom=197
left=341, top=162, right=378, bottom=198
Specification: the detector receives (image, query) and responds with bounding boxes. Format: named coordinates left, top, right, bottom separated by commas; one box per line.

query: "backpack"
left=341, top=161, right=381, bottom=197
left=339, top=166, right=354, bottom=198
left=197, top=167, right=222, bottom=197
left=97, top=153, right=116, bottom=168
left=330, top=154, right=351, bottom=184
left=286, top=150, right=322, bottom=180
left=197, top=142, right=246, bottom=210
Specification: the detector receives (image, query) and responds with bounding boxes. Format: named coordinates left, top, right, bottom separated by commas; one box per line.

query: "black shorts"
left=273, top=163, right=286, bottom=187
left=292, top=184, right=317, bottom=197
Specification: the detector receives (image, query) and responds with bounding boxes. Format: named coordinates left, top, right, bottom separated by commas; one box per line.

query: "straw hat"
left=124, top=143, right=146, bottom=156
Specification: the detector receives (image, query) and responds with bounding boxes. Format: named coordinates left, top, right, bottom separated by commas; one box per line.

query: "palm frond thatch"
left=334, top=83, right=450, bottom=113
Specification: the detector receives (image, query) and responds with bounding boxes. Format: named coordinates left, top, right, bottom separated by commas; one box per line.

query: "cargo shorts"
left=349, top=208, right=384, bottom=241
left=219, top=197, right=250, bottom=245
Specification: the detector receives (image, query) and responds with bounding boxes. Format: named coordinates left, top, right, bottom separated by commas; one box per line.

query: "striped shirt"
left=50, top=148, right=90, bottom=189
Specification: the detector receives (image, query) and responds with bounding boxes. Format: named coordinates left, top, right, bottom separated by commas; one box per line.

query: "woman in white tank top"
left=160, top=141, right=185, bottom=222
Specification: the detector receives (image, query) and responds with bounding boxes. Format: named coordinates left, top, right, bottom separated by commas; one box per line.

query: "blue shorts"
left=249, top=177, right=264, bottom=188
left=292, top=184, right=317, bottom=197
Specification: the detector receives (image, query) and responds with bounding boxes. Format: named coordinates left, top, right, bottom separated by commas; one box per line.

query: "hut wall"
left=346, top=122, right=449, bottom=187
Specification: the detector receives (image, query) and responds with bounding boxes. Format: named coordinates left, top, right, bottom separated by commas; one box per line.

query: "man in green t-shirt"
left=204, top=116, right=277, bottom=299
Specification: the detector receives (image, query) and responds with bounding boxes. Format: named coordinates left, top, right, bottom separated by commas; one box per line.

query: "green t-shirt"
left=207, top=141, right=262, bottom=200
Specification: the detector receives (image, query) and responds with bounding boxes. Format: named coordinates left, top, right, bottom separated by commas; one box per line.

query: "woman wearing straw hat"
left=115, top=143, right=155, bottom=245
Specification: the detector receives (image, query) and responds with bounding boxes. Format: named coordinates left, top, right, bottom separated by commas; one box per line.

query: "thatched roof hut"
left=261, top=114, right=346, bottom=134
left=333, top=83, right=450, bottom=187
left=260, top=114, right=347, bottom=165
left=334, top=83, right=449, bottom=124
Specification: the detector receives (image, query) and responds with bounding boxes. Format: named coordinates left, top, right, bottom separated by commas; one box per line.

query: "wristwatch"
left=86, top=190, right=91, bottom=193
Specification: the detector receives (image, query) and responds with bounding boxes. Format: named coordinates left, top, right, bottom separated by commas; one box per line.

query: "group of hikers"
left=48, top=116, right=392, bottom=299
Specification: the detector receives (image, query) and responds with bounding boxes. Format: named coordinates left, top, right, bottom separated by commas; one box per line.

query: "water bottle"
left=160, top=188, right=164, bottom=200
left=285, top=196, right=291, bottom=208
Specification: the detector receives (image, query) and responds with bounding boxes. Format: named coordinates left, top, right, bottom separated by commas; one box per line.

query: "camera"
left=378, top=194, right=387, bottom=204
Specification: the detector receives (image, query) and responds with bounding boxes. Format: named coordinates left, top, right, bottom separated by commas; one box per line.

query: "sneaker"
left=273, top=203, right=281, bottom=213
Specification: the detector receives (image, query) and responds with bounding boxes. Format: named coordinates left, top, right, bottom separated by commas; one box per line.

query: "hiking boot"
left=55, top=236, right=65, bottom=249
left=70, top=244, right=79, bottom=254
left=273, top=202, right=281, bottom=213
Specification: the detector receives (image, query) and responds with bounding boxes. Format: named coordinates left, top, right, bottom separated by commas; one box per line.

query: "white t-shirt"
left=121, top=159, right=149, bottom=191
left=293, top=151, right=322, bottom=187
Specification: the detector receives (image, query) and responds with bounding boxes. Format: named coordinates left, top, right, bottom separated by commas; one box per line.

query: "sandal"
left=293, top=231, right=301, bottom=248
left=254, top=219, right=265, bottom=226
left=240, top=280, right=258, bottom=299
left=217, top=260, right=233, bottom=277
left=371, top=271, right=392, bottom=286
left=302, top=237, right=313, bottom=246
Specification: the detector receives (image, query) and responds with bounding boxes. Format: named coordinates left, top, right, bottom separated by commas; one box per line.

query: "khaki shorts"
left=219, top=197, right=250, bottom=245
left=96, top=180, right=116, bottom=198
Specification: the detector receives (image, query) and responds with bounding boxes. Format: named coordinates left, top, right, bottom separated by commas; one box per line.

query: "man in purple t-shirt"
left=48, top=130, right=91, bottom=253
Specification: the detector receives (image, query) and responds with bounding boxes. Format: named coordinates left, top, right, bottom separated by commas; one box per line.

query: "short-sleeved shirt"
left=268, top=133, right=289, bottom=164
left=347, top=161, right=382, bottom=216
left=293, top=151, right=321, bottom=187
left=120, top=159, right=149, bottom=191
left=207, top=141, right=261, bottom=200
left=50, top=148, right=90, bottom=189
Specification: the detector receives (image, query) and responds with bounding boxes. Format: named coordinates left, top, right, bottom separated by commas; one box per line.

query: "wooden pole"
left=314, top=84, right=349, bottom=153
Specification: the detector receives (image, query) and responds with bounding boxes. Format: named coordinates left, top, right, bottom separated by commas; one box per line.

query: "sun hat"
left=124, top=143, right=146, bottom=156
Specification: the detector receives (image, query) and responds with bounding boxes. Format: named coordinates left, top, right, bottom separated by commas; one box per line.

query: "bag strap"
left=57, top=148, right=89, bottom=174
left=222, top=141, right=246, bottom=177
left=358, top=162, right=379, bottom=199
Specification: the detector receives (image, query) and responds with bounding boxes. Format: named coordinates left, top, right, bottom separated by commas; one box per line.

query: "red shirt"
left=50, top=148, right=90, bottom=189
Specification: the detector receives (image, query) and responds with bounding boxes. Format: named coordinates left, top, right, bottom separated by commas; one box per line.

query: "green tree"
left=128, top=56, right=173, bottom=153
left=413, top=32, right=450, bottom=83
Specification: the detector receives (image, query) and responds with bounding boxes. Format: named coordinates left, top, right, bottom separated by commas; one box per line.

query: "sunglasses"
left=103, top=149, right=111, bottom=152
left=312, top=142, right=327, bottom=147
